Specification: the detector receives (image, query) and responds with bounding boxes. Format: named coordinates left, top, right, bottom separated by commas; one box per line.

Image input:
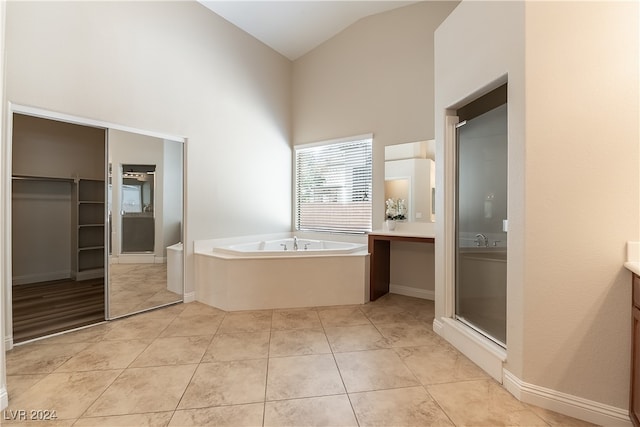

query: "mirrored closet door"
left=9, top=110, right=185, bottom=343
left=11, top=113, right=107, bottom=343
left=107, top=129, right=184, bottom=319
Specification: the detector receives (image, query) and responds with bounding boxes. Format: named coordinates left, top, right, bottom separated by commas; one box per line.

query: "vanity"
left=368, top=227, right=435, bottom=301
left=372, top=139, right=437, bottom=301
left=625, top=242, right=640, bottom=426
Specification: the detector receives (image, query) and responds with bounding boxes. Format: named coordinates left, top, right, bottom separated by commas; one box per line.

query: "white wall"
left=435, top=0, right=639, bottom=421
left=293, top=1, right=458, bottom=297
left=3, top=0, right=292, bottom=296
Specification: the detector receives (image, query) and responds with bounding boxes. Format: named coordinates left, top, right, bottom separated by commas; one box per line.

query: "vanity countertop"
left=370, top=230, right=435, bottom=239
left=625, top=241, right=640, bottom=275
left=372, top=221, right=435, bottom=238
left=626, top=262, right=640, bottom=276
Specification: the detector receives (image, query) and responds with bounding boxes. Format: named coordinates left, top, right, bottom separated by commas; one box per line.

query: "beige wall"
left=435, top=0, right=639, bottom=416
left=1, top=0, right=292, bottom=402
left=0, top=0, right=7, bottom=410
left=522, top=0, right=638, bottom=408
left=293, top=1, right=458, bottom=295
left=3, top=1, right=293, bottom=298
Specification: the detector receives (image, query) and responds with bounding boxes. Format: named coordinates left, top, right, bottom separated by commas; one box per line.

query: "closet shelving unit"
left=72, top=178, right=106, bottom=280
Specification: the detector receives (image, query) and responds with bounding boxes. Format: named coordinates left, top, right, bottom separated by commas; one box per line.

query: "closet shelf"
left=72, top=179, right=106, bottom=281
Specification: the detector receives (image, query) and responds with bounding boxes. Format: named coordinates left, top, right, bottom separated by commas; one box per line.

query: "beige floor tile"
left=266, top=354, right=345, bottom=400
left=371, top=295, right=435, bottom=322
left=130, top=335, right=211, bottom=367
left=6, top=374, right=46, bottom=399
left=405, top=302, right=435, bottom=322
left=272, top=308, right=322, bottom=330
left=350, top=386, right=454, bottom=427
left=55, top=340, right=148, bottom=372
left=217, top=310, right=273, bottom=333
left=202, top=331, right=270, bottom=362
left=101, top=314, right=174, bottom=342
left=178, top=301, right=226, bottom=318
left=1, top=419, right=76, bottom=427
left=269, top=328, right=331, bottom=357
left=29, top=323, right=112, bottom=346
left=395, top=344, right=489, bottom=385
left=527, top=405, right=598, bottom=427
left=84, top=365, right=197, bottom=417
left=360, top=303, right=417, bottom=325
left=160, top=313, right=224, bottom=337
left=375, top=320, right=443, bottom=347
left=169, top=403, right=264, bottom=427
left=74, top=412, right=173, bottom=426
left=264, top=394, right=358, bottom=427
left=317, top=307, right=371, bottom=328
left=428, top=379, right=548, bottom=426
left=334, top=349, right=418, bottom=393
left=178, top=359, right=267, bottom=409
left=324, top=325, right=391, bottom=353
left=5, top=370, right=121, bottom=420
left=6, top=342, right=90, bottom=375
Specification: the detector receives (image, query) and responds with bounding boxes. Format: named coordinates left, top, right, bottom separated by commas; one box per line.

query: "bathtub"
left=215, top=238, right=364, bottom=257
left=194, top=235, right=369, bottom=311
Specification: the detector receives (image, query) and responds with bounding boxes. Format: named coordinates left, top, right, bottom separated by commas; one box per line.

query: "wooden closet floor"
left=12, top=278, right=105, bottom=343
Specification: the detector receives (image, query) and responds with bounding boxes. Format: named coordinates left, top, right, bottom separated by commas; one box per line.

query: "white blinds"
left=295, top=136, right=372, bottom=233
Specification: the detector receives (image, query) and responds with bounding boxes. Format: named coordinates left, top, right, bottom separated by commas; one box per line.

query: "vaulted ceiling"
left=199, top=1, right=418, bottom=60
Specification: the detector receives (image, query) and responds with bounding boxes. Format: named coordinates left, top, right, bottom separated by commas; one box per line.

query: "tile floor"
left=4, top=294, right=596, bottom=426
left=109, top=263, right=181, bottom=318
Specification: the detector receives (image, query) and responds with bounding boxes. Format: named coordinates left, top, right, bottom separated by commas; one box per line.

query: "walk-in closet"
left=11, top=113, right=106, bottom=343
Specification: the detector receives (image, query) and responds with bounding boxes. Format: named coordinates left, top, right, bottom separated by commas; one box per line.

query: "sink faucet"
left=293, top=236, right=298, bottom=251
left=475, top=233, right=489, bottom=247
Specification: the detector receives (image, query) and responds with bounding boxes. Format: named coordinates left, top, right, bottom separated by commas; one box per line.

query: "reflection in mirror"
left=384, top=140, right=435, bottom=222
left=121, top=165, right=156, bottom=253
left=107, top=130, right=184, bottom=319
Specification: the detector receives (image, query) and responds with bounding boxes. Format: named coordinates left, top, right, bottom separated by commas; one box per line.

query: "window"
left=295, top=135, right=372, bottom=233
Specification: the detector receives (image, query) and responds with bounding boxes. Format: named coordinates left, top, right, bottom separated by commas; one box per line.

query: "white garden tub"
left=194, top=236, right=369, bottom=311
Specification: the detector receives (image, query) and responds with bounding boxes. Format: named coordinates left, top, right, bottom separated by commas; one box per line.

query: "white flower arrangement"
left=385, top=198, right=407, bottom=220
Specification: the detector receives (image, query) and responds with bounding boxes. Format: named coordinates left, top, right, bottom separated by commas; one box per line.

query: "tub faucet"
left=475, top=233, right=489, bottom=247
left=293, top=236, right=298, bottom=251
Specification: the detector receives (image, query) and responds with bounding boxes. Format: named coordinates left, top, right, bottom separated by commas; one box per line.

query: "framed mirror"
left=107, top=129, right=184, bottom=319
left=384, top=140, right=435, bottom=222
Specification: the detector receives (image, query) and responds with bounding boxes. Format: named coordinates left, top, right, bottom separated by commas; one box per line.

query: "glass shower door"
left=455, top=103, right=508, bottom=347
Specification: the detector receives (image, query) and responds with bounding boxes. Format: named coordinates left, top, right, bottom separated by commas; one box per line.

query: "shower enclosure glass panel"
left=455, top=103, right=508, bottom=347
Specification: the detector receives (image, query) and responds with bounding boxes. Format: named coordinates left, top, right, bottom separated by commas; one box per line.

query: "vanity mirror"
left=384, top=140, right=435, bottom=222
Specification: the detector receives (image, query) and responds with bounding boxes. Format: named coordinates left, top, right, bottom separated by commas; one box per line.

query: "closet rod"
left=12, top=175, right=75, bottom=183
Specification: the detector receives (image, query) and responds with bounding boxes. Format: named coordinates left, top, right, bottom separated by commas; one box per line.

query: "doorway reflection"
left=121, top=165, right=156, bottom=253
left=107, top=130, right=184, bottom=319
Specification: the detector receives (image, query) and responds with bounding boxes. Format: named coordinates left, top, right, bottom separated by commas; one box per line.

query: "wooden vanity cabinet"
left=631, top=273, right=640, bottom=426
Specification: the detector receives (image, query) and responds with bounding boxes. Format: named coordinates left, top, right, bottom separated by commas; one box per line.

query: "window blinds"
left=295, top=136, right=372, bottom=233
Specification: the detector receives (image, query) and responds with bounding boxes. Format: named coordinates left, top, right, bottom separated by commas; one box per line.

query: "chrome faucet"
left=293, top=236, right=298, bottom=251
left=475, top=233, right=489, bottom=247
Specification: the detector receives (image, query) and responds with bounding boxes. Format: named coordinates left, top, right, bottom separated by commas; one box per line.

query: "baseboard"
left=4, top=334, right=12, bottom=351
left=389, top=283, right=434, bottom=300
left=503, top=369, right=631, bottom=426
left=183, top=292, right=196, bottom=303
left=12, top=270, right=70, bottom=286
left=0, top=386, right=8, bottom=410
left=434, top=316, right=506, bottom=382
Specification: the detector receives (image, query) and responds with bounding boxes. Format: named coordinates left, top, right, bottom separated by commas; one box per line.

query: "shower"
left=454, top=85, right=508, bottom=347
